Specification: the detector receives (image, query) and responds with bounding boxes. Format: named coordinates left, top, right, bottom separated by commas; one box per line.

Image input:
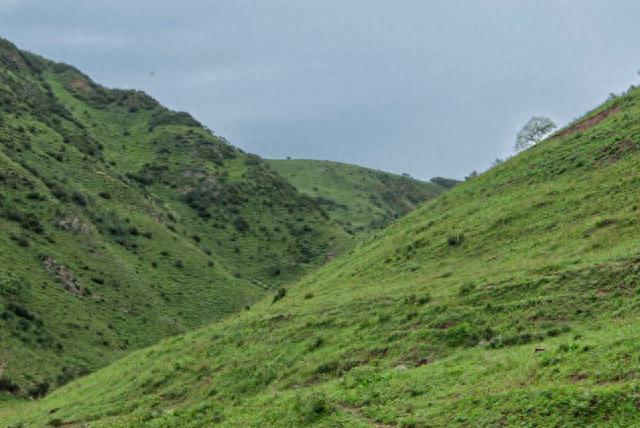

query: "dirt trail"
left=555, top=105, right=621, bottom=139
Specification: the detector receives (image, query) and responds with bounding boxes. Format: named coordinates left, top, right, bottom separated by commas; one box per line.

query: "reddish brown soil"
left=555, top=105, right=621, bottom=139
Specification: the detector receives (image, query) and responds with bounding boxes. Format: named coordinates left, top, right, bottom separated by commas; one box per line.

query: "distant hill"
left=0, top=38, right=352, bottom=393
left=8, top=76, right=640, bottom=426
left=267, top=159, right=451, bottom=236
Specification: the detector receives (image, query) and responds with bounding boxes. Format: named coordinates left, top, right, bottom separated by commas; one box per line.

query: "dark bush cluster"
left=126, top=162, right=169, bottom=186
left=447, top=233, right=465, bottom=246
left=272, top=287, right=287, bottom=303
left=148, top=110, right=201, bottom=131
left=0, top=376, right=20, bottom=394
left=1, top=208, right=44, bottom=233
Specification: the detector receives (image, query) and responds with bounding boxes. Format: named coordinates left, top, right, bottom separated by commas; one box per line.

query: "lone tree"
left=514, top=116, right=556, bottom=152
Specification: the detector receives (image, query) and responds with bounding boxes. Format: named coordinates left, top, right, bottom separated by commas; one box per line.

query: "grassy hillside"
left=267, top=159, right=450, bottom=237
left=5, top=78, right=640, bottom=426
left=0, top=38, right=351, bottom=395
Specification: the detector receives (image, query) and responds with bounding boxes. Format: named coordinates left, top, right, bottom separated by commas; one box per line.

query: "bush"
left=430, top=177, right=459, bottom=189
left=458, top=281, right=476, bottom=296
left=308, top=336, right=324, bottom=351
left=148, top=110, right=200, bottom=131
left=10, top=234, right=29, bottom=247
left=7, top=303, right=36, bottom=321
left=404, top=293, right=431, bottom=305
left=447, top=233, right=465, bottom=246
left=26, top=192, right=45, bottom=201
left=71, top=192, right=87, bottom=206
left=2, top=209, right=44, bottom=234
left=28, top=381, right=49, bottom=398
left=0, top=376, right=20, bottom=394
left=233, top=217, right=249, bottom=232
left=174, top=260, right=185, bottom=268
left=272, top=287, right=287, bottom=303
left=443, top=323, right=479, bottom=347
left=294, top=392, right=333, bottom=424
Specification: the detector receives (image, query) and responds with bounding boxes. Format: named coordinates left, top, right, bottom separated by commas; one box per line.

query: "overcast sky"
left=2, top=1, right=640, bottom=179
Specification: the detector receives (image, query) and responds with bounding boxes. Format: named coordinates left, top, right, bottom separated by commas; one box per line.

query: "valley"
left=3, top=42, right=640, bottom=425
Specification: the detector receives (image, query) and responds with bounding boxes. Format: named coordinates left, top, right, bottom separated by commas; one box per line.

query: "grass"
left=0, top=38, right=354, bottom=395
left=267, top=159, right=448, bottom=237
left=3, top=60, right=640, bottom=426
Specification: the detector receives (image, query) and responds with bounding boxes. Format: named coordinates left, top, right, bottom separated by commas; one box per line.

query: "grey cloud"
left=2, top=0, right=640, bottom=179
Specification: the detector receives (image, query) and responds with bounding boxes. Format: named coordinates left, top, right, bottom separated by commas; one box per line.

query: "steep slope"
left=5, top=83, right=640, bottom=426
left=0, top=39, right=350, bottom=394
left=267, top=159, right=450, bottom=237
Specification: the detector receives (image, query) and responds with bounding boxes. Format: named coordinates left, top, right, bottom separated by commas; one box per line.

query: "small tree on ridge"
left=514, top=116, right=556, bottom=152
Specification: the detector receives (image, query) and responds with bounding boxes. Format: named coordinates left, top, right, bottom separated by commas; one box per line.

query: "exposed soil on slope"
left=555, top=105, right=621, bottom=139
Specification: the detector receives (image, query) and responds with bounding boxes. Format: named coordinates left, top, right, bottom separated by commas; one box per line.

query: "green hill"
left=267, top=159, right=450, bottom=237
left=4, top=71, right=640, bottom=426
left=0, top=38, right=353, bottom=395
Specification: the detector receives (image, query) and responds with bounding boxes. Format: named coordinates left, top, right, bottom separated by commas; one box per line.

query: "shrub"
left=404, top=293, right=431, bottom=305
left=308, top=336, right=324, bottom=351
left=2, top=209, right=44, bottom=234
left=447, top=233, right=465, bottom=246
left=98, top=191, right=112, bottom=199
left=174, top=260, right=185, bottom=268
left=233, top=217, right=249, bottom=232
left=430, top=176, right=459, bottom=189
left=26, top=192, right=45, bottom=201
left=458, top=281, right=476, bottom=296
left=294, top=392, right=333, bottom=424
left=71, top=192, right=87, bottom=206
left=10, top=234, right=29, bottom=247
left=0, top=376, right=20, bottom=393
left=28, top=381, right=49, bottom=398
left=272, top=287, right=287, bottom=303
left=443, top=323, right=479, bottom=347
left=7, top=303, right=36, bottom=321
left=148, top=110, right=200, bottom=131
left=417, top=294, right=431, bottom=304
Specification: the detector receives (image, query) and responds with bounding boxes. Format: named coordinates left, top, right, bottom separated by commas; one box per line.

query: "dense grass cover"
left=3, top=65, right=640, bottom=426
left=267, top=159, right=448, bottom=237
left=0, top=38, right=354, bottom=394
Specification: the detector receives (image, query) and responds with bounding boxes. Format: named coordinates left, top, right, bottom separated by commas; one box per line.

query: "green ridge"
left=4, top=57, right=640, bottom=426
left=0, top=38, right=353, bottom=394
left=267, top=159, right=449, bottom=237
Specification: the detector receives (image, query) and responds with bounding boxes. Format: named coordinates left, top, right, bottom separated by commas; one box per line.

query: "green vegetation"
left=0, top=38, right=352, bottom=394
left=3, top=57, right=640, bottom=427
left=267, top=159, right=449, bottom=237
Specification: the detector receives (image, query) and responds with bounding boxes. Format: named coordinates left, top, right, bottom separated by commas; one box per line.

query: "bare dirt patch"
left=54, top=215, right=94, bottom=234
left=555, top=105, right=621, bottom=139
left=570, top=372, right=588, bottom=383
left=41, top=255, right=85, bottom=296
left=69, top=79, right=92, bottom=94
